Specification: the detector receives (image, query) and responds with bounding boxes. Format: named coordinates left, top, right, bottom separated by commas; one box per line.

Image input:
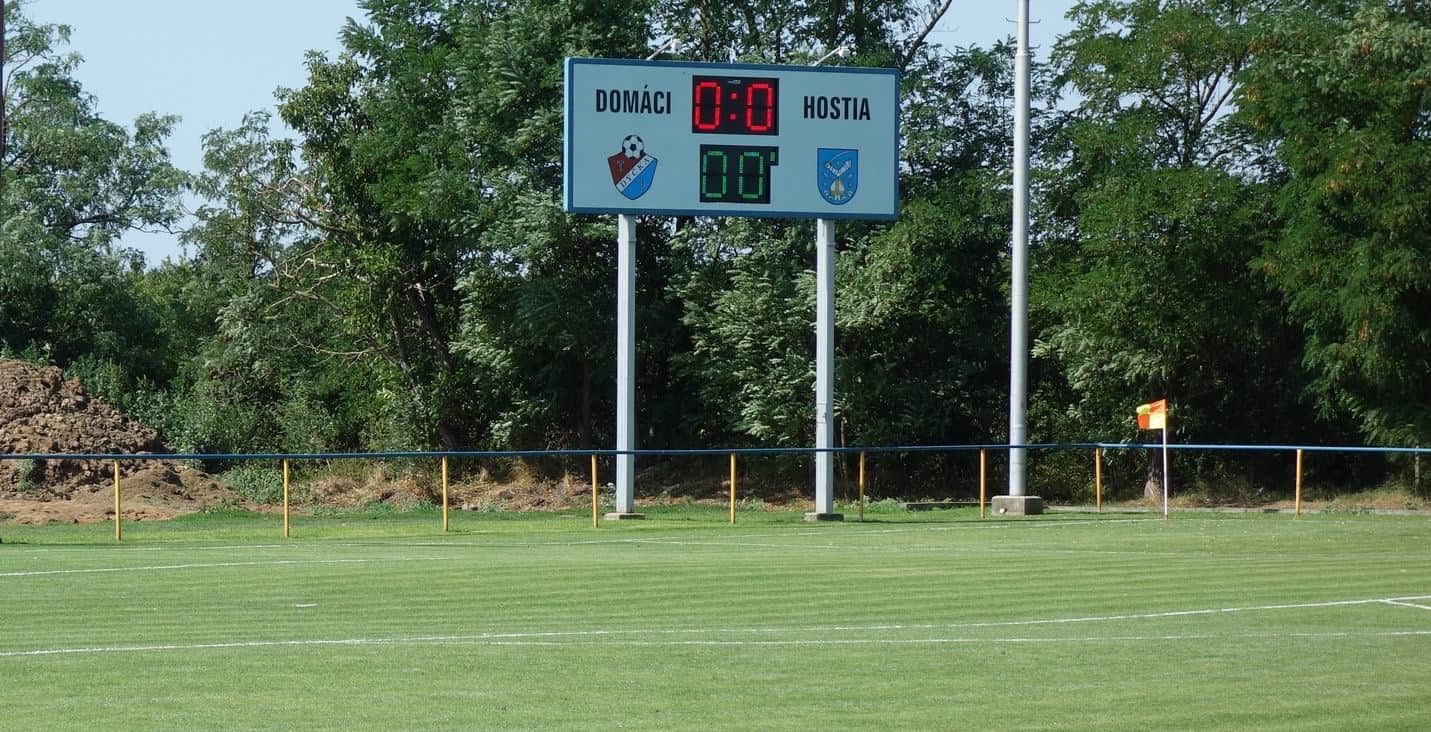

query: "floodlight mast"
left=2, top=0, right=7, bottom=195
left=1009, top=0, right=1029, bottom=495
left=998, top=0, right=1041, bottom=514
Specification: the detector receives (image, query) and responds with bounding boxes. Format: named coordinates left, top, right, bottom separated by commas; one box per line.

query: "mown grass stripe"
left=4, top=509, right=1431, bottom=730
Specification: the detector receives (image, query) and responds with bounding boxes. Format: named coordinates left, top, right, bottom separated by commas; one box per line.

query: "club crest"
left=816, top=148, right=858, bottom=205
left=608, top=134, right=658, bottom=200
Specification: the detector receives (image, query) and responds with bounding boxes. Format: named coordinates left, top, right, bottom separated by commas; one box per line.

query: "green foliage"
left=675, top=222, right=816, bottom=446
left=1239, top=2, right=1431, bottom=446
left=652, top=0, right=914, bottom=66
left=220, top=465, right=284, bottom=504
left=840, top=176, right=1009, bottom=446
left=14, top=459, right=38, bottom=492
left=1035, top=0, right=1319, bottom=496
left=0, top=7, right=184, bottom=384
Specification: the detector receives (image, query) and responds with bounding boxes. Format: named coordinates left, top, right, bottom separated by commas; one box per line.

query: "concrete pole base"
left=602, top=512, right=646, bottom=521
left=990, top=496, right=1044, bottom=516
left=804, top=512, right=845, bottom=523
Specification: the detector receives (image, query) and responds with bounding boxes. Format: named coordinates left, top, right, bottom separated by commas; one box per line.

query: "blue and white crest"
left=816, top=148, right=858, bottom=205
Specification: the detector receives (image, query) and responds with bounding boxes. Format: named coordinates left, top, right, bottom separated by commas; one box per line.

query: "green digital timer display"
left=699, top=144, right=779, bottom=205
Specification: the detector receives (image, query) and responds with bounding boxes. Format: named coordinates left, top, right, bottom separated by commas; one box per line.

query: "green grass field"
left=3, top=506, right=1430, bottom=730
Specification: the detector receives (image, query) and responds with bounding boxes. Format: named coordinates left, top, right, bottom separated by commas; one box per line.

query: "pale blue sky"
left=26, top=0, right=1076, bottom=265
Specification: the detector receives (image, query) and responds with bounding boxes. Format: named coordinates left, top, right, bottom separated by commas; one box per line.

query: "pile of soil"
left=0, top=358, right=244, bottom=524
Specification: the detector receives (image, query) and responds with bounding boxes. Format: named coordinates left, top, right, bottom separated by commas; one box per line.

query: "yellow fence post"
left=113, top=460, right=122, bottom=543
left=282, top=459, right=291, bottom=539
left=729, top=453, right=737, bottom=525
left=1295, top=448, right=1303, bottom=517
left=979, top=448, right=987, bottom=519
left=441, top=455, right=450, bottom=532
left=1095, top=447, right=1103, bottom=513
left=591, top=454, right=599, bottom=528
left=858, top=451, right=866, bottom=522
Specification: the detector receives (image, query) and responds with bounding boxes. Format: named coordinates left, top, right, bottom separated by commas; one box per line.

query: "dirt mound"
left=0, top=358, right=244, bottom=524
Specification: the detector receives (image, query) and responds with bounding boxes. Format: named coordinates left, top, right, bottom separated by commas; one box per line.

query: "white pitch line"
left=4, top=594, right=1429, bottom=658
left=475, top=630, right=1431, bottom=647
left=7, top=629, right=1431, bottom=658
left=0, top=556, right=454, bottom=578
left=1382, top=599, right=1431, bottom=612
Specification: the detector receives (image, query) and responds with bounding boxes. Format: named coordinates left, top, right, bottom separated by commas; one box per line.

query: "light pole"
left=2, top=0, right=8, bottom=190
left=995, top=0, right=1043, bottom=516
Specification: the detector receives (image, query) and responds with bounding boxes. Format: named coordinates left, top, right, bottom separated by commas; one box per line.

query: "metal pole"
left=282, top=459, right=291, bottom=538
left=591, top=454, right=599, bottom=528
left=1295, top=448, right=1303, bottom=517
left=979, top=448, right=987, bottom=518
left=812, top=218, right=838, bottom=518
left=441, top=455, right=449, bottom=532
left=1095, top=447, right=1102, bottom=512
left=729, top=453, right=737, bottom=524
left=1008, top=0, right=1032, bottom=497
left=113, top=460, right=121, bottom=542
left=615, top=214, right=637, bottom=515
left=2, top=0, right=8, bottom=191
left=1161, top=428, right=1169, bottom=520
left=858, top=451, right=866, bottom=522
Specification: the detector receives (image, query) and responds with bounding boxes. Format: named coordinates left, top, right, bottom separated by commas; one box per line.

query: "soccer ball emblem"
left=621, top=134, right=645, bottom=159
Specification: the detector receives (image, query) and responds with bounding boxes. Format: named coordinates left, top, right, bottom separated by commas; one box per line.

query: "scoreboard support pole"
left=609, top=213, right=644, bottom=519
left=807, top=218, right=843, bottom=521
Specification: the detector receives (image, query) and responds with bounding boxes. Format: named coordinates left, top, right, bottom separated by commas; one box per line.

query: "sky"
left=25, top=0, right=1077, bottom=266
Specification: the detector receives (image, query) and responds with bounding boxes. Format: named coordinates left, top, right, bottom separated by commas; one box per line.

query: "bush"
left=222, top=465, right=284, bottom=504
left=15, top=459, right=38, bottom=493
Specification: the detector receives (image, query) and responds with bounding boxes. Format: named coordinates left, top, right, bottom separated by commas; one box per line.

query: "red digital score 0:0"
left=691, top=76, right=779, bottom=135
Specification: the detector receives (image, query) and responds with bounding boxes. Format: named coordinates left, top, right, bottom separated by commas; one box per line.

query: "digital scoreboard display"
left=564, top=59, right=898, bottom=220
left=691, top=76, right=779, bottom=135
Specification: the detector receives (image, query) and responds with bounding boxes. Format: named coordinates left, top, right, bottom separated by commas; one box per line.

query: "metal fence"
left=2, top=443, right=1426, bottom=541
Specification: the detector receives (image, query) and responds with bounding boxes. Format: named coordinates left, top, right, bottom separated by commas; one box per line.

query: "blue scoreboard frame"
left=563, top=58, right=899, bottom=221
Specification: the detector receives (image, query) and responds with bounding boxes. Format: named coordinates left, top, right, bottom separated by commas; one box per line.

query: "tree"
left=446, top=0, right=665, bottom=450
left=0, top=6, right=184, bottom=388
left=183, top=0, right=668, bottom=454
left=1036, top=0, right=1312, bottom=497
left=1239, top=2, right=1431, bottom=446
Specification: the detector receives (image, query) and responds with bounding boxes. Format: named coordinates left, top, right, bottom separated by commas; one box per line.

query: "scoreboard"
left=564, top=58, right=899, bottom=220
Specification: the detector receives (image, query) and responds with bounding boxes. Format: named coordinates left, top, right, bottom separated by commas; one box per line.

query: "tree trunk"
left=1143, top=453, right=1162, bottom=502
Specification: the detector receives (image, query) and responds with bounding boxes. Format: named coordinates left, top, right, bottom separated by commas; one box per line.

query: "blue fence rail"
left=2, top=442, right=1428, bottom=462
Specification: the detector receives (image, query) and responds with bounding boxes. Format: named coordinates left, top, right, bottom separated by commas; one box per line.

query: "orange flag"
left=1136, top=399, right=1167, bottom=430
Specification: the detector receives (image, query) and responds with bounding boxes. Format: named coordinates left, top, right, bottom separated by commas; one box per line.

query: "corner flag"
left=1136, top=399, right=1167, bottom=430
